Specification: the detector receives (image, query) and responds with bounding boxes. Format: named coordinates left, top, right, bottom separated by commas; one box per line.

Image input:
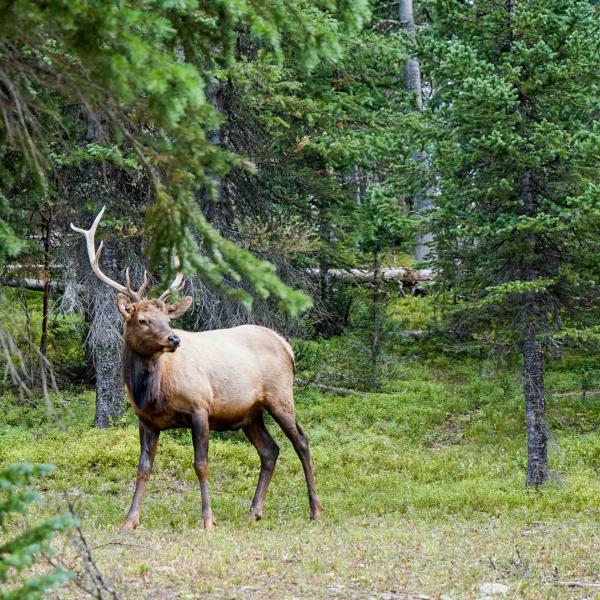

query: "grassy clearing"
left=2, top=352, right=600, bottom=598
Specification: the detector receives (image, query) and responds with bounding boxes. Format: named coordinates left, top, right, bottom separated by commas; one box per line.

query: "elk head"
left=71, top=206, right=193, bottom=356
left=116, top=296, right=192, bottom=355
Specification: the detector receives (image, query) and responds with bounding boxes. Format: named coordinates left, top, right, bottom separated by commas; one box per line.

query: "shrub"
left=0, top=463, right=76, bottom=600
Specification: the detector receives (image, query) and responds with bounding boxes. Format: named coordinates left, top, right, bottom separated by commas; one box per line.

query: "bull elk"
left=72, top=208, right=322, bottom=530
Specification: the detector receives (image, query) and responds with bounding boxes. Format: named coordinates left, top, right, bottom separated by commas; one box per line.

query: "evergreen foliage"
left=424, top=0, right=600, bottom=340
left=228, top=6, right=416, bottom=330
left=422, top=0, right=600, bottom=483
left=0, top=0, right=369, bottom=311
left=0, top=463, right=75, bottom=600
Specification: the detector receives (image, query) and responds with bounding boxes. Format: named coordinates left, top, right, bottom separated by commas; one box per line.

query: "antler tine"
left=158, top=256, right=185, bottom=302
left=70, top=207, right=141, bottom=300
left=124, top=268, right=150, bottom=301
left=138, top=270, right=150, bottom=297
left=95, top=240, right=104, bottom=263
left=125, top=267, right=134, bottom=297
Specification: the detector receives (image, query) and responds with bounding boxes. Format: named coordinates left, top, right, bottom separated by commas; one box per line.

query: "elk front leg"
left=121, top=422, right=160, bottom=532
left=191, top=411, right=214, bottom=529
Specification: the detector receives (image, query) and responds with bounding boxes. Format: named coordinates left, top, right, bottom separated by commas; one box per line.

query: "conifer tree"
left=423, top=0, right=600, bottom=485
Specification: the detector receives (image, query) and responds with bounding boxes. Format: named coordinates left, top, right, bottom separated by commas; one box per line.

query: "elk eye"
left=138, top=319, right=147, bottom=326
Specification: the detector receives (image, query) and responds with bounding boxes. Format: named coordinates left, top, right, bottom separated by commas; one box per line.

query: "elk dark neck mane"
left=122, top=344, right=165, bottom=410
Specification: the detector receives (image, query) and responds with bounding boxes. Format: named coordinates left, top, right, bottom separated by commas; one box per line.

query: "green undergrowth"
left=2, top=352, right=600, bottom=533
left=3, top=350, right=600, bottom=597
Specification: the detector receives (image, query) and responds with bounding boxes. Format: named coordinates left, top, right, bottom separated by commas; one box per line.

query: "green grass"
left=2, top=353, right=600, bottom=598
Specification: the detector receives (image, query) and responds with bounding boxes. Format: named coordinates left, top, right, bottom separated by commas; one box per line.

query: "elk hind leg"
left=243, top=413, right=279, bottom=521
left=268, top=404, right=322, bottom=520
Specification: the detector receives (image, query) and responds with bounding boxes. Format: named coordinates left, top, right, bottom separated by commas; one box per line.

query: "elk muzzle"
left=167, top=334, right=180, bottom=349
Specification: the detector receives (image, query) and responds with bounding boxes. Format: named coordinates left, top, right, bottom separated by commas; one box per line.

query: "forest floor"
left=2, top=352, right=600, bottom=599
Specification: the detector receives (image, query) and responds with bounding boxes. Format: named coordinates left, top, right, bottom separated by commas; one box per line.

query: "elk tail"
left=270, top=329, right=295, bottom=375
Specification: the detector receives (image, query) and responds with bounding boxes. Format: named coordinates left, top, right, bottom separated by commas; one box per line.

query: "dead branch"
left=0, top=293, right=63, bottom=410
left=64, top=500, right=122, bottom=600
left=544, top=580, right=600, bottom=589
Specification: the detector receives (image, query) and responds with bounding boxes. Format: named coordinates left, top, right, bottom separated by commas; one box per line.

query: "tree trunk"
left=196, top=81, right=235, bottom=233
left=413, top=190, right=434, bottom=263
left=399, top=0, right=433, bottom=263
left=72, top=112, right=126, bottom=426
left=90, top=242, right=124, bottom=428
left=39, top=212, right=51, bottom=358
left=519, top=169, right=548, bottom=486
left=398, top=0, right=423, bottom=112
left=316, top=201, right=337, bottom=335
left=523, top=335, right=548, bottom=486
left=369, top=252, right=383, bottom=390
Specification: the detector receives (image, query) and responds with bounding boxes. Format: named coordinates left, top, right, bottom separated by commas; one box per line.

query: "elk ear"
left=116, top=293, right=135, bottom=321
left=166, top=296, right=193, bottom=319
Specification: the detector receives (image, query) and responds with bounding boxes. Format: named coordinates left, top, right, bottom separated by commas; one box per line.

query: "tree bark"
left=519, top=169, right=549, bottom=486
left=399, top=0, right=423, bottom=112
left=368, top=253, right=383, bottom=389
left=318, top=206, right=332, bottom=308
left=72, top=112, right=127, bottom=427
left=523, top=335, right=548, bottom=486
left=196, top=81, right=235, bottom=233
left=39, top=212, right=51, bottom=358
left=316, top=199, right=339, bottom=335
left=90, top=241, right=125, bottom=428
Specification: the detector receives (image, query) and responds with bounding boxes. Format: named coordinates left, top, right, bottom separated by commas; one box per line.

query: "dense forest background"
left=1, top=0, right=600, bottom=598
left=1, top=0, right=429, bottom=419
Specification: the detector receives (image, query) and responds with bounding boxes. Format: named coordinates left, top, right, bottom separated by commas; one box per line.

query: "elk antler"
left=70, top=206, right=148, bottom=301
left=158, top=256, right=185, bottom=302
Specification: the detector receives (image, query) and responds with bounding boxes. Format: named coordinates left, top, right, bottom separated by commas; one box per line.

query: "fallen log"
left=2, top=263, right=65, bottom=271
left=398, top=329, right=425, bottom=339
left=304, top=267, right=433, bottom=285
left=0, top=277, right=69, bottom=292
left=3, top=268, right=434, bottom=293
left=294, top=378, right=359, bottom=396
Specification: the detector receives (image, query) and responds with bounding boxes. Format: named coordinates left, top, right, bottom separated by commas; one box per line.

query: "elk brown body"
left=72, top=208, right=322, bottom=531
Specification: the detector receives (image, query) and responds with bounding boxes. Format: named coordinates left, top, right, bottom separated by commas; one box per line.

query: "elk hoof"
left=248, top=508, right=262, bottom=522
left=119, top=517, right=140, bottom=532
left=202, top=516, right=215, bottom=529
left=310, top=502, right=323, bottom=521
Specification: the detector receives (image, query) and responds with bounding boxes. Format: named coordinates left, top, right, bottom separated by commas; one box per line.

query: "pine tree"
left=423, top=0, right=600, bottom=485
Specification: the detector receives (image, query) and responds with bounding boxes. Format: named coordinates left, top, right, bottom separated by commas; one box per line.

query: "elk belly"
left=206, top=387, right=266, bottom=431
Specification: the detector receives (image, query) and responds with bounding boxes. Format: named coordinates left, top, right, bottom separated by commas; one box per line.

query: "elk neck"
left=122, top=342, right=166, bottom=410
